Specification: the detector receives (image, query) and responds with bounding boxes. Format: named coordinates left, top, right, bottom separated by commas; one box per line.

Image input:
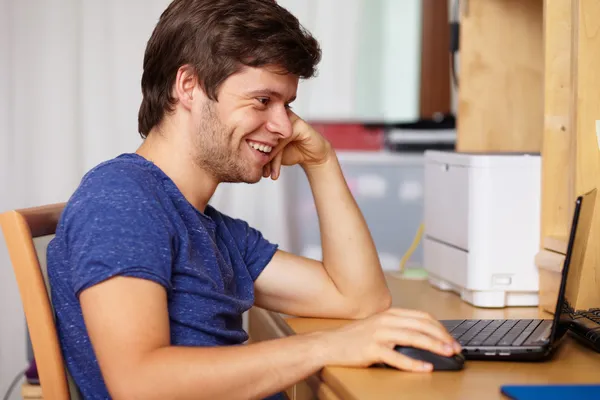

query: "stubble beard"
left=192, top=102, right=260, bottom=184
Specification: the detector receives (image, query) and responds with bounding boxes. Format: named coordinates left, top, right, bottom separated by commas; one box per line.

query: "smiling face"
left=190, top=66, right=298, bottom=184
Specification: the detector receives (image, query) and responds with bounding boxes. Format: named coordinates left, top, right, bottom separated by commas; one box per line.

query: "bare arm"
left=81, top=276, right=461, bottom=399
left=80, top=277, right=325, bottom=400
left=256, top=151, right=391, bottom=318
left=304, top=153, right=391, bottom=309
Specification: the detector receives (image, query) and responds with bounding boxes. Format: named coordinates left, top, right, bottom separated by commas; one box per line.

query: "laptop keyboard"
left=569, top=309, right=600, bottom=352
left=570, top=308, right=600, bottom=323
left=442, top=319, right=553, bottom=347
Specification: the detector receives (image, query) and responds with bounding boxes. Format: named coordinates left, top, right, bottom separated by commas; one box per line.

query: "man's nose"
left=265, top=107, right=293, bottom=139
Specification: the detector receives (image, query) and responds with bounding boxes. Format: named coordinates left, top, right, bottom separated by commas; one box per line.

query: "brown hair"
left=137, top=0, right=321, bottom=138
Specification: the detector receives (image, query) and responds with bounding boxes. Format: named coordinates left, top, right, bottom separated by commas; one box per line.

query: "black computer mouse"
left=393, top=346, right=465, bottom=371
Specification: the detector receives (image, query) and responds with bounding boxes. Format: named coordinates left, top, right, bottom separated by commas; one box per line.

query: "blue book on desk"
left=501, top=384, right=600, bottom=400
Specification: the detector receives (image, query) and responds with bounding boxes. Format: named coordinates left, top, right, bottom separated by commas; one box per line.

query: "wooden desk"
left=249, top=276, right=600, bottom=400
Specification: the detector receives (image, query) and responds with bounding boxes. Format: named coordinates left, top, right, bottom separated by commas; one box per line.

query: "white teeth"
left=248, top=141, right=272, bottom=153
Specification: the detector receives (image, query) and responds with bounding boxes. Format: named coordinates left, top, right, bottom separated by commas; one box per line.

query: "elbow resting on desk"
left=344, top=288, right=393, bottom=319
left=319, top=258, right=393, bottom=319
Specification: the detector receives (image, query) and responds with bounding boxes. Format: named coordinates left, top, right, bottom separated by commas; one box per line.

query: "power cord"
left=398, top=223, right=424, bottom=273
left=2, top=366, right=28, bottom=400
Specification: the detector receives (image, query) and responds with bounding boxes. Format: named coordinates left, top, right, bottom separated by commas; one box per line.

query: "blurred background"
left=0, top=0, right=458, bottom=396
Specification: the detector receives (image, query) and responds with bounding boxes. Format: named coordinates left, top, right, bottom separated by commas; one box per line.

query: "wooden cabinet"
left=541, top=0, right=600, bottom=311
left=456, top=0, right=544, bottom=153
left=456, top=0, right=600, bottom=312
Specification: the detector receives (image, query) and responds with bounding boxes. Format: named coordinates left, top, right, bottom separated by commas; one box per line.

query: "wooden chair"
left=0, top=203, right=80, bottom=399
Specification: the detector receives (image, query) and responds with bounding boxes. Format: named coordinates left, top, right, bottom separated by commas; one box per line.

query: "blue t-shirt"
left=47, top=153, right=282, bottom=399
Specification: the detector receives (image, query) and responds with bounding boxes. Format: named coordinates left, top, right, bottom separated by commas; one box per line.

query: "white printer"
left=423, top=150, right=541, bottom=308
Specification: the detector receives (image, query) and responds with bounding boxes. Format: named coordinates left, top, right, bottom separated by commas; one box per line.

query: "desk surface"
left=251, top=275, right=600, bottom=400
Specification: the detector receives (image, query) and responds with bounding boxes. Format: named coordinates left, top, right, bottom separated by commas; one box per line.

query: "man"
left=47, top=0, right=462, bottom=399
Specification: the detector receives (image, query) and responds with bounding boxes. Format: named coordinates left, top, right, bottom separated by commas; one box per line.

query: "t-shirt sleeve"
left=212, top=209, right=278, bottom=281
left=64, top=165, right=175, bottom=296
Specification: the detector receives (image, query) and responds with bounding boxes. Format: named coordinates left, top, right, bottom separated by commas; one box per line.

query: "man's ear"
left=174, top=65, right=201, bottom=111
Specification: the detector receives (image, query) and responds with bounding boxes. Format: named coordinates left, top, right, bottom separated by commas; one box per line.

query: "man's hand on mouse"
left=263, top=111, right=333, bottom=180
left=313, top=308, right=462, bottom=372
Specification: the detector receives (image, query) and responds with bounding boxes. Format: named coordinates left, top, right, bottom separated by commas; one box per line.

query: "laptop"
left=440, top=188, right=597, bottom=361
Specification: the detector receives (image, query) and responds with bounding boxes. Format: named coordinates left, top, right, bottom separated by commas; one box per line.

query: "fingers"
left=326, top=308, right=463, bottom=371
left=263, top=163, right=271, bottom=179
left=265, top=134, right=293, bottom=178
left=383, top=319, right=457, bottom=353
left=270, top=150, right=284, bottom=180
left=380, top=327, right=457, bottom=357
left=397, top=316, right=456, bottom=350
left=383, top=309, right=459, bottom=351
left=379, top=347, right=433, bottom=372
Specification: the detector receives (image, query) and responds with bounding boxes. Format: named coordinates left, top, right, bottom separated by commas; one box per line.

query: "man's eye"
left=257, top=98, right=270, bottom=106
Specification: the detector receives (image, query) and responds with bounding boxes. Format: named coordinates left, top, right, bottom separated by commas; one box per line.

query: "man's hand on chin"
left=262, top=111, right=333, bottom=180
left=254, top=110, right=392, bottom=320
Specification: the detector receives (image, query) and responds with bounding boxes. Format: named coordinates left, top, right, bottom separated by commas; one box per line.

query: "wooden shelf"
left=535, top=248, right=565, bottom=273
left=457, top=0, right=600, bottom=313
left=541, top=0, right=600, bottom=311
left=542, top=235, right=569, bottom=255
left=456, top=0, right=544, bottom=153
left=541, top=0, right=576, bottom=243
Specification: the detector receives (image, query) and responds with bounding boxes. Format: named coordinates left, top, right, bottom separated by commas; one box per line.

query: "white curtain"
left=0, top=1, right=297, bottom=394
left=0, top=1, right=171, bottom=396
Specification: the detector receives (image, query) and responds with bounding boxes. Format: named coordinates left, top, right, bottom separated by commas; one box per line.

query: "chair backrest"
left=0, top=203, right=80, bottom=400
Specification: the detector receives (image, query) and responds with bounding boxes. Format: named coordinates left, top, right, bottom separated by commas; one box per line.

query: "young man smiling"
left=47, top=0, right=462, bottom=399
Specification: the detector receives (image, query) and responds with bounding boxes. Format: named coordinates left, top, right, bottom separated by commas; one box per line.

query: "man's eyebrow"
left=246, top=89, right=296, bottom=103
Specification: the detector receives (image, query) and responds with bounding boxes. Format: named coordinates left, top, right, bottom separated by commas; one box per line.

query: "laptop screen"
left=550, top=189, right=597, bottom=343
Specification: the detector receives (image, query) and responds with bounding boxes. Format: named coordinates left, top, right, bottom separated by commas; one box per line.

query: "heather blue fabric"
left=47, top=153, right=282, bottom=399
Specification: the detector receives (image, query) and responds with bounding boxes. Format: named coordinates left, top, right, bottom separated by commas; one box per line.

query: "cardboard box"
left=534, top=249, right=565, bottom=314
